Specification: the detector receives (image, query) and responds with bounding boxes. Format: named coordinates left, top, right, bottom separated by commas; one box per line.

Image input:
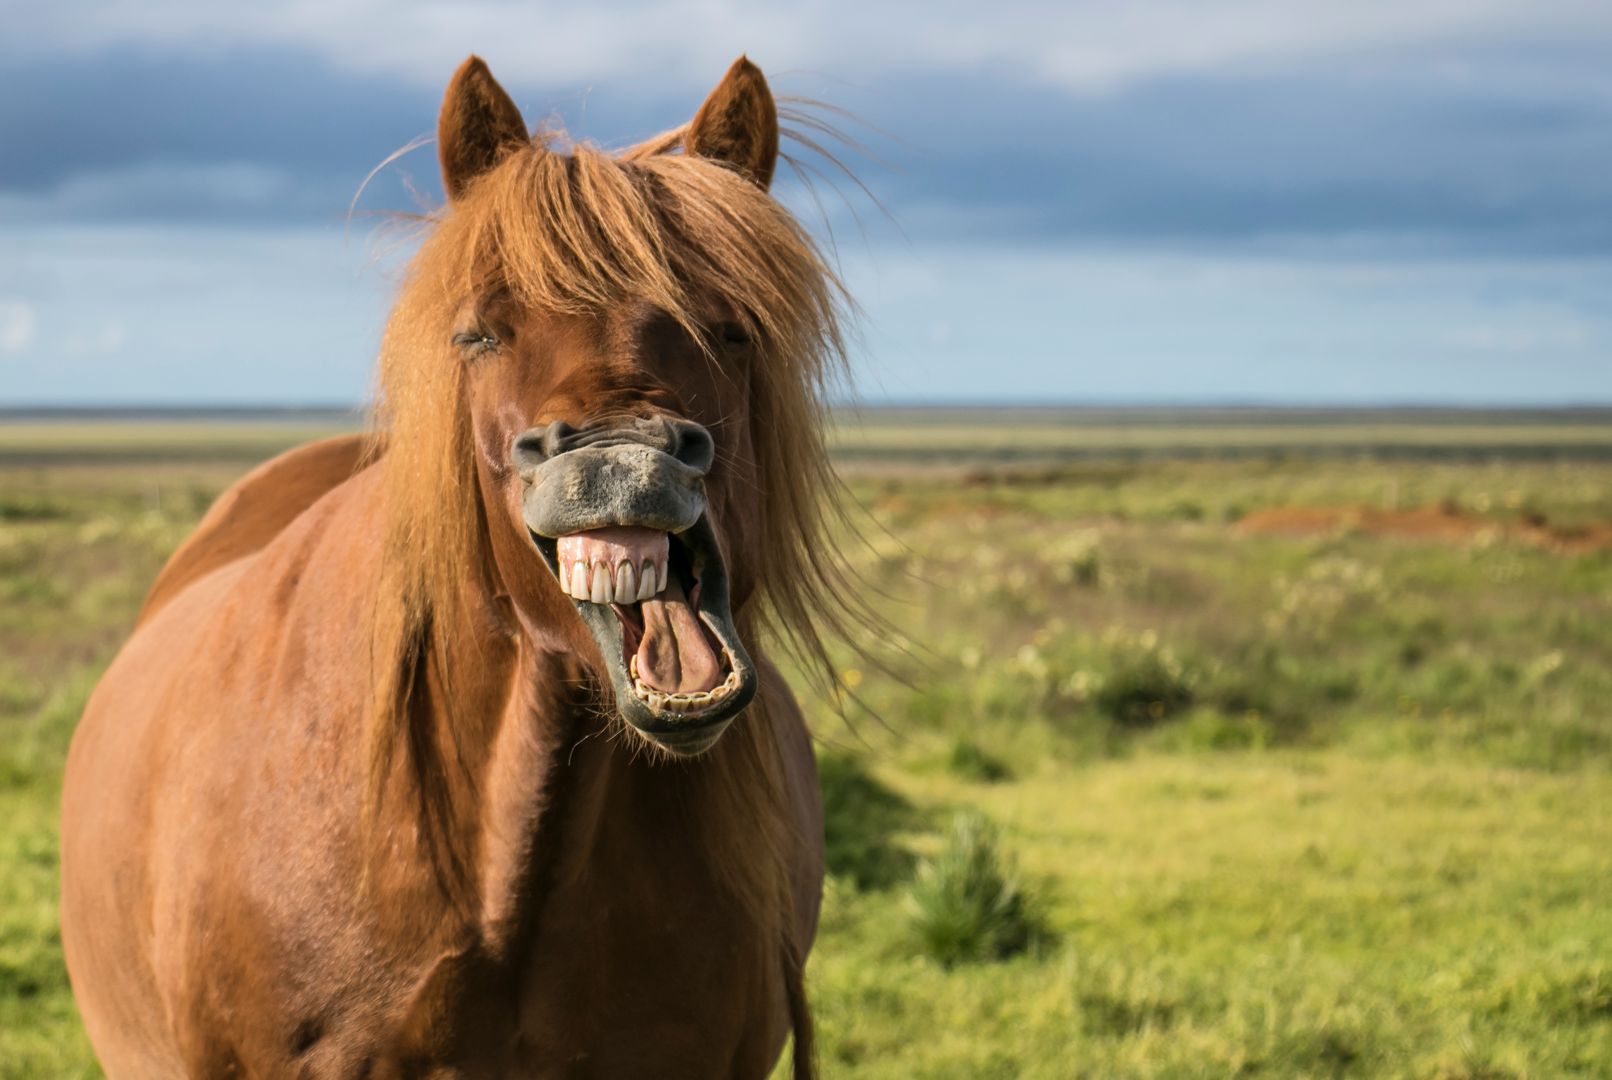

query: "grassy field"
left=2, top=412, right=1610, bottom=1077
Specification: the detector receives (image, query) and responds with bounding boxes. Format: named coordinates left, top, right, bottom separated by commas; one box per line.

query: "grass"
left=907, top=812, right=1042, bottom=968
left=805, top=753, right=1612, bottom=1077
left=1, top=413, right=1610, bottom=1077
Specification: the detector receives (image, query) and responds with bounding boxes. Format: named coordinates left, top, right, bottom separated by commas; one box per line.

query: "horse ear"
left=438, top=56, right=529, bottom=201
left=685, top=56, right=780, bottom=190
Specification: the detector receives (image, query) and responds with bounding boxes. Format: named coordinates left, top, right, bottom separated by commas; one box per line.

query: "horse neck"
left=367, top=504, right=792, bottom=960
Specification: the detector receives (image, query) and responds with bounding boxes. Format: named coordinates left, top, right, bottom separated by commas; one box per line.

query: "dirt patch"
left=1237, top=504, right=1612, bottom=554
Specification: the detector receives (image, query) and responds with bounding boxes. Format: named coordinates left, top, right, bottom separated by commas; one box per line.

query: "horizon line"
left=3, top=400, right=1612, bottom=419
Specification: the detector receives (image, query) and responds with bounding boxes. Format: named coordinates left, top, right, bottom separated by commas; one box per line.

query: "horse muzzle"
left=513, top=417, right=758, bottom=754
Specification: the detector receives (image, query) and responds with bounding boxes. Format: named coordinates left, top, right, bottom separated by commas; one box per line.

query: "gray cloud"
left=10, top=0, right=1612, bottom=93
left=2, top=14, right=1611, bottom=256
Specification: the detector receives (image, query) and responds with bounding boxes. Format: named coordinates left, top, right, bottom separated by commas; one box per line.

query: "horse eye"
left=451, top=329, right=499, bottom=355
left=718, top=323, right=752, bottom=346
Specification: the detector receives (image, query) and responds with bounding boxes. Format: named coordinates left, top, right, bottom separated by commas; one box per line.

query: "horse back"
left=137, top=434, right=371, bottom=625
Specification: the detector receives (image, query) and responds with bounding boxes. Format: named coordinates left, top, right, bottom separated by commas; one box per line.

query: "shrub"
left=909, top=812, right=1040, bottom=967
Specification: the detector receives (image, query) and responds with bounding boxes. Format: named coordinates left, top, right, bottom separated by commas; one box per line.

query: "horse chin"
left=527, top=514, right=758, bottom=755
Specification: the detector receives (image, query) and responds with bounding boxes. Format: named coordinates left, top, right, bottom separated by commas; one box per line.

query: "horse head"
left=385, top=55, right=842, bottom=756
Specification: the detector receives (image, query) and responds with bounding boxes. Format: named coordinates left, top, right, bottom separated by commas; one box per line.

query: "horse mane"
left=361, top=120, right=868, bottom=923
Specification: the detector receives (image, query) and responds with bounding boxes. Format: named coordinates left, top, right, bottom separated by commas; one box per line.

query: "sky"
left=2, top=0, right=1611, bottom=405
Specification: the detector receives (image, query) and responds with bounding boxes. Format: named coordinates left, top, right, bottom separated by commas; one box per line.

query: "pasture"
left=2, top=410, right=1610, bottom=1078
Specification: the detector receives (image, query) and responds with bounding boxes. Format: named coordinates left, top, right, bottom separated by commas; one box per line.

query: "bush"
left=909, top=812, right=1041, bottom=967
left=1094, top=642, right=1193, bottom=728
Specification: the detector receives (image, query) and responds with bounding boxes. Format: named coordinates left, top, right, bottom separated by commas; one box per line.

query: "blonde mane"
left=361, top=125, right=867, bottom=911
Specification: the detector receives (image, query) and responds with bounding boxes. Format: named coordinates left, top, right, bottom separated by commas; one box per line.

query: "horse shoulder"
left=137, top=434, right=372, bottom=625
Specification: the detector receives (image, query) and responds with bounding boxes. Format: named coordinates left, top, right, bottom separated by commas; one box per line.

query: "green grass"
left=806, top=754, right=1612, bottom=1077
left=1, top=415, right=1609, bottom=1077
left=907, top=811, right=1043, bottom=968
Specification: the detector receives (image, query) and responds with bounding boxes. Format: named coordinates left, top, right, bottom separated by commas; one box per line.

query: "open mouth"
left=528, top=515, right=756, bottom=750
left=556, top=524, right=742, bottom=716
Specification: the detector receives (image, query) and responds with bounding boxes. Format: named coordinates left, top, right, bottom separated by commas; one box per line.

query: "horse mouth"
left=528, top=515, right=757, bottom=752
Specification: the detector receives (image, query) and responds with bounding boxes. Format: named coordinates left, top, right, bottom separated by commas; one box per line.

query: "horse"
left=61, top=54, right=857, bottom=1078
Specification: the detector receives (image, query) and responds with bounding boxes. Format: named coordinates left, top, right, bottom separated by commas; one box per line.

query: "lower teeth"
left=627, top=657, right=738, bottom=711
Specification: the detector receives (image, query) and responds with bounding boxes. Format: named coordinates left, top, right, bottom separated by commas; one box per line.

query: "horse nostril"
left=513, top=417, right=712, bottom=479
left=512, top=421, right=575, bottom=474
left=541, top=421, right=578, bottom=460
left=666, top=420, right=715, bottom=474
left=515, top=422, right=573, bottom=473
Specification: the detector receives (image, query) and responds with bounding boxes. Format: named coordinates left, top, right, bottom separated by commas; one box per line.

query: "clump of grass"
left=1071, top=958, right=1181, bottom=1035
left=0, top=493, right=70, bottom=522
left=1051, top=531, right=1102, bottom=587
left=1427, top=1036, right=1522, bottom=1080
left=1538, top=964, right=1612, bottom=1023
left=909, top=811, right=1040, bottom=967
left=943, top=735, right=1010, bottom=782
left=1094, top=637, right=1193, bottom=728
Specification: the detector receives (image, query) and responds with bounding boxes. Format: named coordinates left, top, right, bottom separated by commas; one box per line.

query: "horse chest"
left=345, top=891, right=781, bottom=1077
left=499, top=826, right=786, bottom=1074
left=315, top=776, right=791, bottom=1077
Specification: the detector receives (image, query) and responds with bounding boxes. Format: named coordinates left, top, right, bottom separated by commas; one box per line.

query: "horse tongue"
left=635, top=577, right=723, bottom=694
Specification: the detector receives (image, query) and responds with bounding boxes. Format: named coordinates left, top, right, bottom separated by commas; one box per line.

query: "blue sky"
left=2, top=0, right=1610, bottom=404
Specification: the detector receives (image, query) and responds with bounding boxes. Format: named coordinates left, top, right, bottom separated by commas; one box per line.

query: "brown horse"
left=61, top=54, right=855, bottom=1078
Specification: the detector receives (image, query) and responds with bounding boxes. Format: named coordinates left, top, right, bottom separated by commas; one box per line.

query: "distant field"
left=0, top=418, right=358, bottom=466
left=2, top=411, right=1610, bottom=1077
left=3, top=406, right=1611, bottom=466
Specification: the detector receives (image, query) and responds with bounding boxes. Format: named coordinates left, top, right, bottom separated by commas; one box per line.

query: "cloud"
left=0, top=162, right=305, bottom=222
left=5, top=5, right=1610, bottom=406
left=0, top=224, right=394, bottom=404
left=838, top=245, right=1612, bottom=403
left=6, top=34, right=1612, bottom=258
left=3, top=223, right=1609, bottom=406
left=8, top=0, right=1612, bottom=94
left=837, top=31, right=1612, bottom=246
left=0, top=301, right=35, bottom=353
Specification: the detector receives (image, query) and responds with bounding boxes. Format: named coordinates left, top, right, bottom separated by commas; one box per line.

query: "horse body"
left=62, top=54, right=845, bottom=1078
left=65, top=448, right=822, bottom=1076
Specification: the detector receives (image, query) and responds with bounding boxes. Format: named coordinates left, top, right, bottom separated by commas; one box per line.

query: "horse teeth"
left=657, top=561, right=670, bottom=595
left=637, top=560, right=659, bottom=601
left=590, top=564, right=611, bottom=604
left=616, top=562, right=636, bottom=603
left=568, top=562, right=588, bottom=599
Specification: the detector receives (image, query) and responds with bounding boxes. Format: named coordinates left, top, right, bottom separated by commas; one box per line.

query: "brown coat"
left=61, top=53, right=847, bottom=1079
left=63, top=436, right=823, bottom=1077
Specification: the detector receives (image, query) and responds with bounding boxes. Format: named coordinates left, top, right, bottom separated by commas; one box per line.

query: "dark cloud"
left=830, top=42, right=1612, bottom=253
left=5, top=39, right=1612, bottom=253
left=0, top=46, right=436, bottom=219
left=0, top=44, right=758, bottom=221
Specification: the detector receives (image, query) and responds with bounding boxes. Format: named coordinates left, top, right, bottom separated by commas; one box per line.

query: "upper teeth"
left=562, top=557, right=668, bottom=604
left=555, top=528, right=672, bottom=605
